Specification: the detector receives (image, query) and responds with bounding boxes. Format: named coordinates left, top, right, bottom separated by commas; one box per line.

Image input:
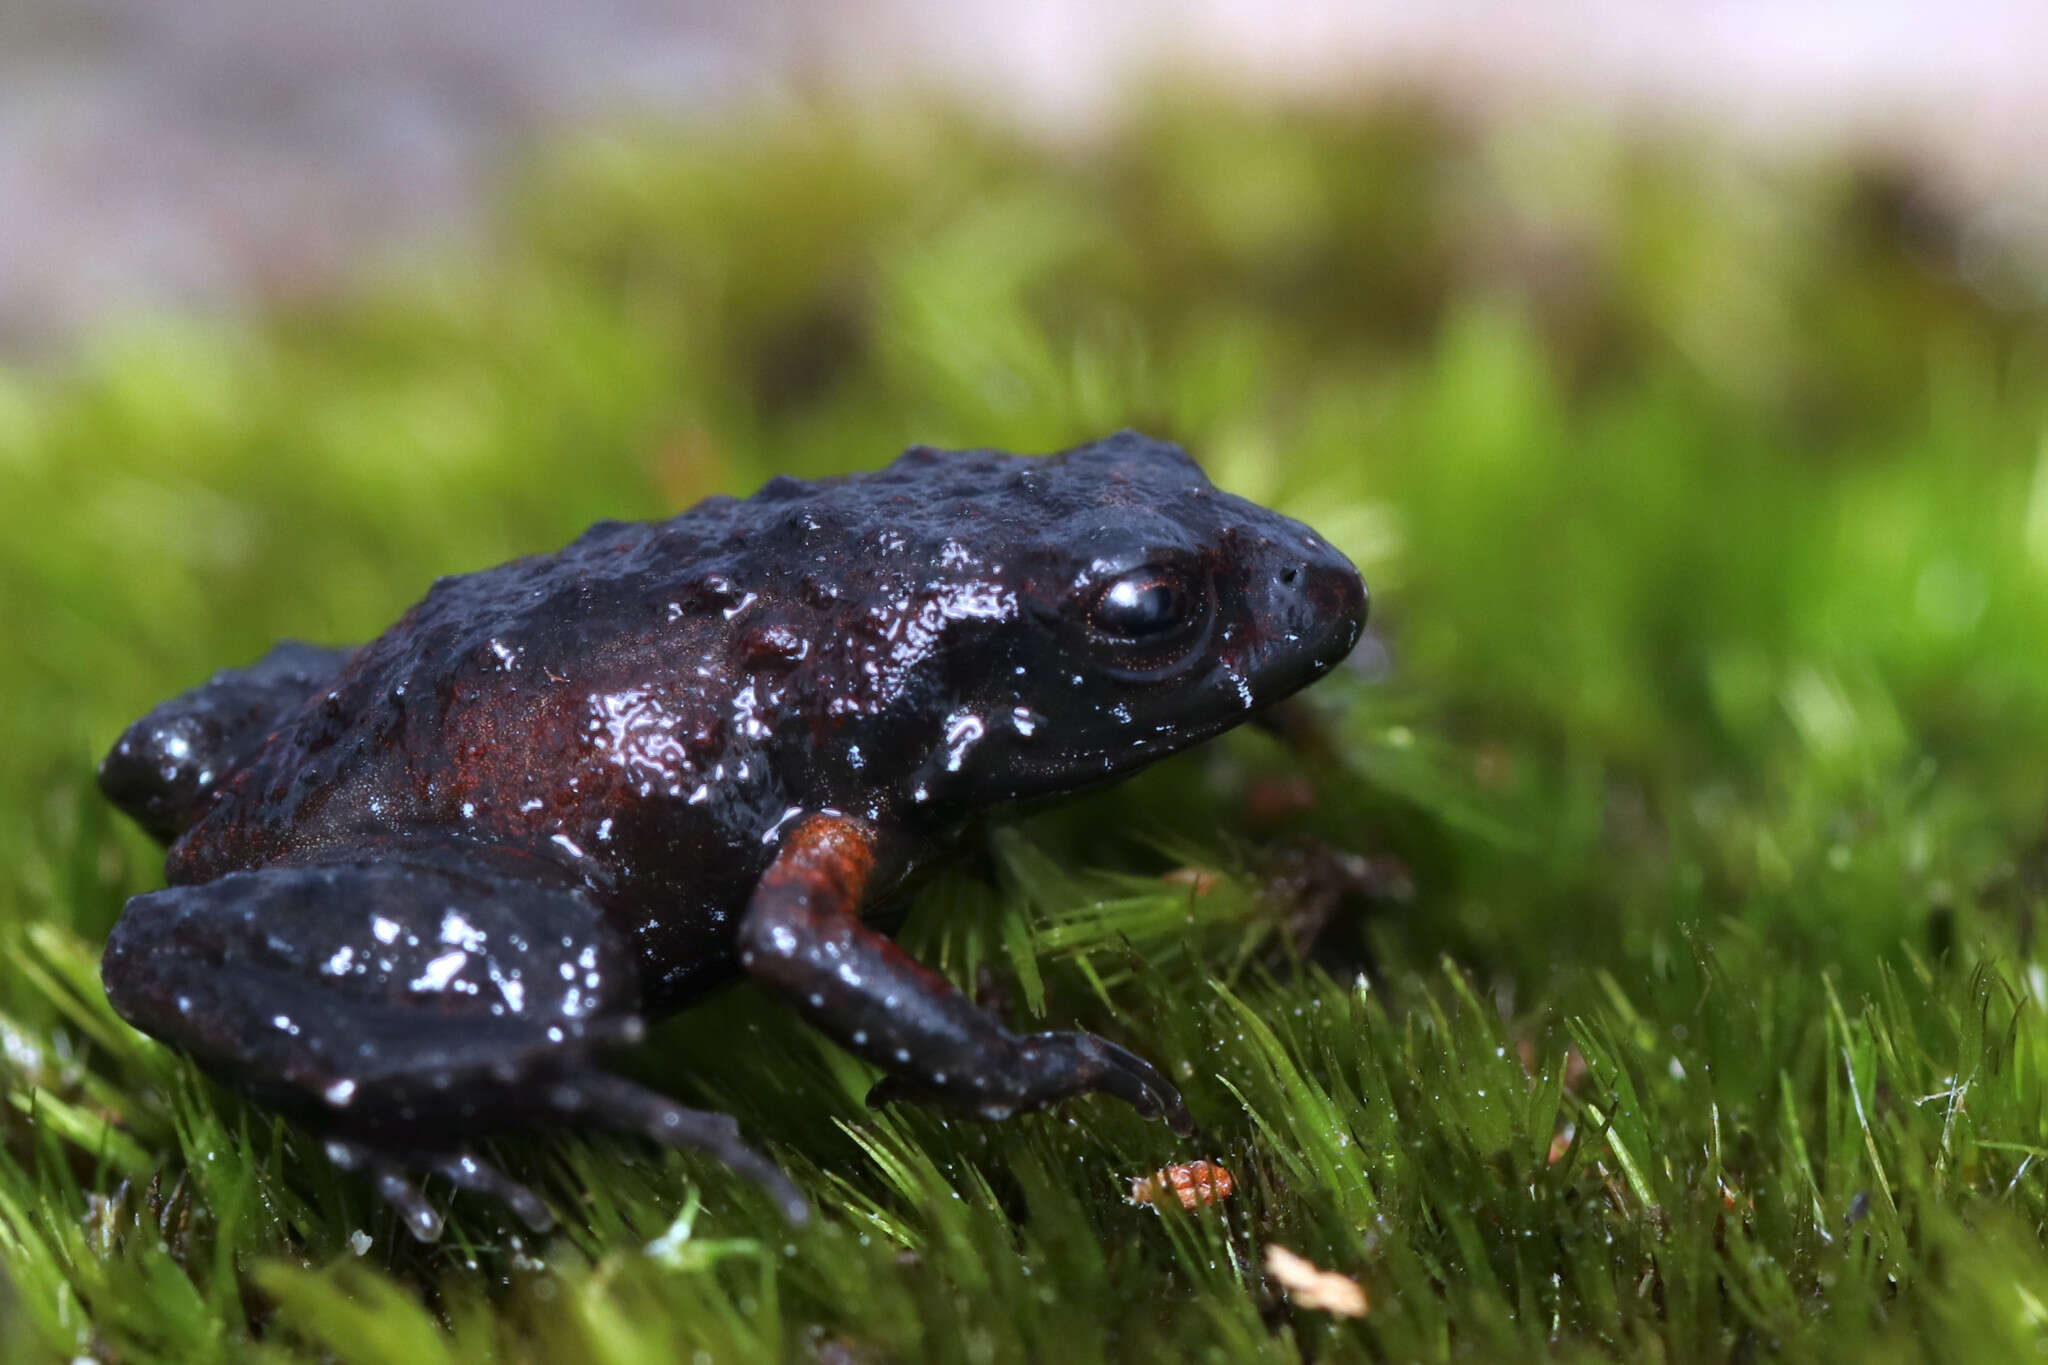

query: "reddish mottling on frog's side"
left=96, top=430, right=1368, bottom=1237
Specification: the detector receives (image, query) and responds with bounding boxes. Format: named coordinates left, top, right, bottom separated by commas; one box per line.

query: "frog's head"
left=889, top=431, right=1367, bottom=808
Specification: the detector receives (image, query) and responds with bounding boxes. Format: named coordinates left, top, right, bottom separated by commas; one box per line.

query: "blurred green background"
left=6, top=97, right=2048, bottom=1362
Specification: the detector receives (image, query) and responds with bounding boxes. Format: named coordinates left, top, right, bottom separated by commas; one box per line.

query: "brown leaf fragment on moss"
left=1263, top=1244, right=1368, bottom=1317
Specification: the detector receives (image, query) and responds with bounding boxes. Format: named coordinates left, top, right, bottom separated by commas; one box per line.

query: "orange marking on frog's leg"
left=738, top=813, right=1192, bottom=1134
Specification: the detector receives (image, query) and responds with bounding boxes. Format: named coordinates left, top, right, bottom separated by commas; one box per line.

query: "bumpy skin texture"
left=98, top=431, right=1368, bottom=1237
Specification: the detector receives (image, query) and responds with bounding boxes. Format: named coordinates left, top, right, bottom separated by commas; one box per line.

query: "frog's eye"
left=1089, top=569, right=1196, bottom=642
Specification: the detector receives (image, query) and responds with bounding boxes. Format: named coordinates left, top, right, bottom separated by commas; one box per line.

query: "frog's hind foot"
left=322, top=1138, right=554, bottom=1241
left=326, top=1077, right=806, bottom=1240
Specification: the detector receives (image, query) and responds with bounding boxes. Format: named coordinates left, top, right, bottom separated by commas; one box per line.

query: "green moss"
left=6, top=96, right=2048, bottom=1361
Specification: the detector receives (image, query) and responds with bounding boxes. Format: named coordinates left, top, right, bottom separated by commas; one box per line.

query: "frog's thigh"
left=103, top=853, right=811, bottom=1225
left=101, top=855, right=645, bottom=1133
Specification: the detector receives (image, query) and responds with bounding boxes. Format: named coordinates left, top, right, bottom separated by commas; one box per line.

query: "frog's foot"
left=866, top=1029, right=1194, bottom=1135
left=101, top=850, right=809, bottom=1237
left=322, top=1138, right=555, bottom=1241
left=322, top=1083, right=807, bottom=1239
left=741, top=813, right=1194, bottom=1137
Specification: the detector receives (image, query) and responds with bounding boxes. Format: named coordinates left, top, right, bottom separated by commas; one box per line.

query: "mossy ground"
left=6, top=97, right=2048, bottom=1362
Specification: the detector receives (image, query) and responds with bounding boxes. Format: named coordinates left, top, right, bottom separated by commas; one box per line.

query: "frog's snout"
left=1314, top=554, right=1368, bottom=664
left=1247, top=537, right=1367, bottom=698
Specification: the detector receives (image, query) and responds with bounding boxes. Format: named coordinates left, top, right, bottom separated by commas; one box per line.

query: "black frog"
left=98, top=431, right=1367, bottom=1237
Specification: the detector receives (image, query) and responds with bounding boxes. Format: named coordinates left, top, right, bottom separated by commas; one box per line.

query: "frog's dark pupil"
left=1096, top=575, right=1186, bottom=639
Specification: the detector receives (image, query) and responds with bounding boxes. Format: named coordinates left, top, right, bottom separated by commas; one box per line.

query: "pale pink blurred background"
left=4, top=0, right=2046, bottom=356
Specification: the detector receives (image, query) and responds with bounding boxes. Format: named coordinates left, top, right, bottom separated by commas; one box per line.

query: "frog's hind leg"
left=101, top=851, right=806, bottom=1236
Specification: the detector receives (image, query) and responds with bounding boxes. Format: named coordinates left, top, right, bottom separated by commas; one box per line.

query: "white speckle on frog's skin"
left=411, top=951, right=467, bottom=992
left=1227, top=666, right=1254, bottom=709
left=439, top=910, right=485, bottom=952
left=761, top=806, right=805, bottom=845
left=940, top=710, right=986, bottom=772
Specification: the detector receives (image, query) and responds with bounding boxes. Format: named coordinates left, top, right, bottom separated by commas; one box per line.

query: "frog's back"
left=98, top=517, right=725, bottom=860
left=155, top=503, right=759, bottom=878
left=135, top=437, right=1200, bottom=889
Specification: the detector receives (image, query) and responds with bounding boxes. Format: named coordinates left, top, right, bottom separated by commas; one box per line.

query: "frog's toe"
left=329, top=1142, right=553, bottom=1239
left=320, top=1141, right=448, bottom=1242
left=548, top=1072, right=810, bottom=1226
left=375, top=1167, right=446, bottom=1242
left=434, top=1151, right=554, bottom=1233
left=866, top=1030, right=1193, bottom=1135
left=1018, top=1030, right=1194, bottom=1136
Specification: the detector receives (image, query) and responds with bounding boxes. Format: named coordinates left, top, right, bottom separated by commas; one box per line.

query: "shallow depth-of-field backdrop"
left=7, top=99, right=2048, bottom=1362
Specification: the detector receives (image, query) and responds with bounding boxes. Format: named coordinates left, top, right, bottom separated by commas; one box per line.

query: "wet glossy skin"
left=98, top=431, right=1367, bottom=1237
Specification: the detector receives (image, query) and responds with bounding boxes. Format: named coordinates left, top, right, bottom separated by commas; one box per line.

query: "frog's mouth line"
left=983, top=647, right=1353, bottom=809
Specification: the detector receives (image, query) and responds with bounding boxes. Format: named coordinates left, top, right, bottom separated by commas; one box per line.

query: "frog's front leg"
left=737, top=814, right=1193, bottom=1134
left=101, top=852, right=807, bottom=1237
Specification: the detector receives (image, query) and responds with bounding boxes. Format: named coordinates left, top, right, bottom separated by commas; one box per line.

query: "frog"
left=97, top=430, right=1368, bottom=1239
